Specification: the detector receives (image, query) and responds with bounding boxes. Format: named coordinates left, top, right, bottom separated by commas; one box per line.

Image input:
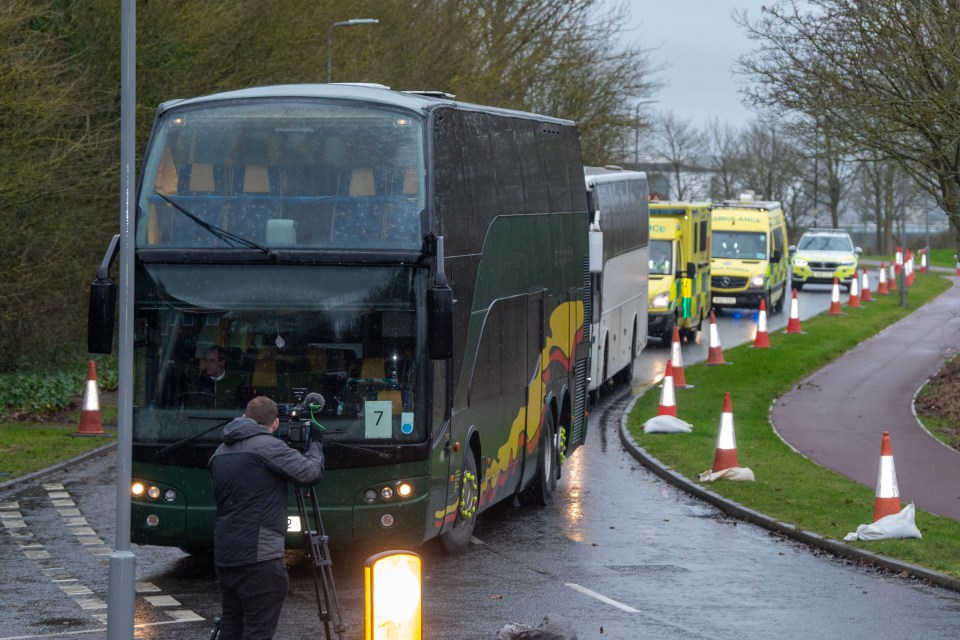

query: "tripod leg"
left=296, top=486, right=345, bottom=639
left=209, top=617, right=221, bottom=640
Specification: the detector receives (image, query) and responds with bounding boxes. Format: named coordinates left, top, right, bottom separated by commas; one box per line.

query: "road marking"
left=0, top=616, right=205, bottom=640
left=564, top=582, right=640, bottom=612
left=0, top=483, right=208, bottom=635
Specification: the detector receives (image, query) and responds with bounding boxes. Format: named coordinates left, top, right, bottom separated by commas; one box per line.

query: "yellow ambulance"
left=647, top=201, right=712, bottom=340
left=710, top=192, right=789, bottom=313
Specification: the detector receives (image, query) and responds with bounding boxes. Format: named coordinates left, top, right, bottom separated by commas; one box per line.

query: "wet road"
left=5, top=286, right=960, bottom=639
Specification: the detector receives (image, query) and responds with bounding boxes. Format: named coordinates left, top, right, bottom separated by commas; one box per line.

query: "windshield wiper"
left=157, top=193, right=277, bottom=260
left=153, top=418, right=231, bottom=460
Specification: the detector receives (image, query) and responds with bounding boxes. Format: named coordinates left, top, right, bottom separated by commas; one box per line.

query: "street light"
left=326, top=18, right=379, bottom=83
left=364, top=550, right=422, bottom=639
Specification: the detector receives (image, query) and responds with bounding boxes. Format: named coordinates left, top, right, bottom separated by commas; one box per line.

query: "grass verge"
left=0, top=397, right=117, bottom=484
left=626, top=273, right=960, bottom=579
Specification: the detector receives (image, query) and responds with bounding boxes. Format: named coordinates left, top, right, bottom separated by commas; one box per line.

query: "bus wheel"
left=615, top=326, right=637, bottom=384
left=440, top=450, right=479, bottom=555
left=519, top=411, right=557, bottom=507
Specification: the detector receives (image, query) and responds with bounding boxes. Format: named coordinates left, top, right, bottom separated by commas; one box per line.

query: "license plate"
left=287, top=516, right=301, bottom=532
left=814, top=271, right=834, bottom=278
left=713, top=296, right=736, bottom=304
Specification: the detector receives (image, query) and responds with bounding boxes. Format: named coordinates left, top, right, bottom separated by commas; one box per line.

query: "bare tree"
left=736, top=0, right=960, bottom=247
left=736, top=119, right=809, bottom=239
left=704, top=118, right=745, bottom=200
left=646, top=111, right=705, bottom=199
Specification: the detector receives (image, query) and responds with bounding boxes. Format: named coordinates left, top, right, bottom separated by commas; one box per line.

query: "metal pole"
left=326, top=19, right=379, bottom=83
left=900, top=174, right=908, bottom=307
left=634, top=103, right=640, bottom=167
left=107, top=0, right=136, bottom=637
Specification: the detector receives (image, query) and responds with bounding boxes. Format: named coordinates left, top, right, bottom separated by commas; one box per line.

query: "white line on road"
left=564, top=582, right=640, bottom=612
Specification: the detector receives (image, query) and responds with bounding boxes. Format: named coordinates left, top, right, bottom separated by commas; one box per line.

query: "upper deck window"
left=137, top=100, right=426, bottom=251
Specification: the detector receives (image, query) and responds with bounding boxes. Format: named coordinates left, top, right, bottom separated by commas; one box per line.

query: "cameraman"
left=209, top=395, right=324, bottom=639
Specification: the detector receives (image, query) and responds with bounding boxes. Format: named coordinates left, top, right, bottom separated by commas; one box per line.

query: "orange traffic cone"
left=752, top=298, right=770, bottom=348
left=711, top=392, right=739, bottom=472
left=784, top=288, right=802, bottom=334
left=906, top=252, right=915, bottom=287
left=670, top=325, right=689, bottom=388
left=873, top=431, right=902, bottom=522
left=847, top=275, right=861, bottom=308
left=74, top=361, right=104, bottom=436
left=657, top=360, right=678, bottom=417
left=860, top=267, right=874, bottom=302
left=829, top=277, right=844, bottom=315
left=920, top=249, right=927, bottom=274
left=706, top=311, right=729, bottom=365
left=888, top=262, right=897, bottom=292
left=877, top=262, right=889, bottom=295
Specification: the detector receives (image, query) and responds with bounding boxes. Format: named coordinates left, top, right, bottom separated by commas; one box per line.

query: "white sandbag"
left=496, top=614, right=577, bottom=640
left=643, top=415, right=693, bottom=434
left=699, top=467, right=755, bottom=482
left=844, top=503, right=923, bottom=541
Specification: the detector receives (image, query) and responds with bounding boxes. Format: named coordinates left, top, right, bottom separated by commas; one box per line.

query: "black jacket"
left=209, top=416, right=324, bottom=567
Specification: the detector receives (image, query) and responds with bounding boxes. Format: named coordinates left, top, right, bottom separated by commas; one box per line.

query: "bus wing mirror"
left=88, top=234, right=120, bottom=354
left=88, top=278, right=117, bottom=354
left=427, top=286, right=453, bottom=360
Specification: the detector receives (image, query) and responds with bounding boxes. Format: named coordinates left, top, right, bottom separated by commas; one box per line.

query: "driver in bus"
left=196, top=345, right=247, bottom=408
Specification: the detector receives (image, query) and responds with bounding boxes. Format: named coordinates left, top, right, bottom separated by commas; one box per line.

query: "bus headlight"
left=163, top=489, right=177, bottom=503
left=365, top=551, right=422, bottom=640
left=146, top=486, right=161, bottom=500
left=131, top=482, right=145, bottom=497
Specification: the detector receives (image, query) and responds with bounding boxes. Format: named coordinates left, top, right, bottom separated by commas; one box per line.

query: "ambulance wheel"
left=772, top=290, right=784, bottom=314
left=440, top=449, right=479, bottom=554
left=519, top=412, right=557, bottom=506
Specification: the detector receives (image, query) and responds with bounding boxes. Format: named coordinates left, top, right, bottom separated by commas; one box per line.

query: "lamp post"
left=326, top=18, right=379, bottom=83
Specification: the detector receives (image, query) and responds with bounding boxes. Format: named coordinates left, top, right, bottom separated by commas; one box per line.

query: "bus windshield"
left=133, top=263, right=427, bottom=446
left=136, top=100, right=426, bottom=250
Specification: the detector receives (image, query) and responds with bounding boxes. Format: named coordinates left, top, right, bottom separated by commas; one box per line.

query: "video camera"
left=279, top=388, right=326, bottom=451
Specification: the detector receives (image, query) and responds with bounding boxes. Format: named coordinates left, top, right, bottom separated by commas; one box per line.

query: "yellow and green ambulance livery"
left=710, top=192, right=789, bottom=313
left=647, top=201, right=712, bottom=340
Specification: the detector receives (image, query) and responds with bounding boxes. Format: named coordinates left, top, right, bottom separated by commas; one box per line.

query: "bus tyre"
left=615, top=326, right=637, bottom=384
left=519, top=412, right=557, bottom=507
left=440, top=450, right=479, bottom=555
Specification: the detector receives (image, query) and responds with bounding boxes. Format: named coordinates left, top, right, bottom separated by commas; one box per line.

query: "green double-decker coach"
left=90, top=84, right=591, bottom=554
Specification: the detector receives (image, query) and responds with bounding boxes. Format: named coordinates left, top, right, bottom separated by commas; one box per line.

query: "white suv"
left=790, top=229, right=861, bottom=290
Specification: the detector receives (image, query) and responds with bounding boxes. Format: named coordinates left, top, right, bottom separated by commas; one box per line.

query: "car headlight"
left=839, top=260, right=856, bottom=267
left=751, top=275, right=766, bottom=287
left=794, top=257, right=808, bottom=267
left=651, top=292, right=670, bottom=308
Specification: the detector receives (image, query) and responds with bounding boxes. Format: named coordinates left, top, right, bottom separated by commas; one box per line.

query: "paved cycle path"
left=771, top=275, right=960, bottom=521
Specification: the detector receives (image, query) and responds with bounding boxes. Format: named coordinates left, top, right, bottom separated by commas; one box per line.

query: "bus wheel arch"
left=439, top=435, right=481, bottom=555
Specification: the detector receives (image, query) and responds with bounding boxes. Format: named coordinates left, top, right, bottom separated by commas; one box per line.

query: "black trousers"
left=216, top=558, right=289, bottom=640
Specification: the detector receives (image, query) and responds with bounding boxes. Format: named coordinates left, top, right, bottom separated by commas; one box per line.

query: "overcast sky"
left=611, top=0, right=771, bottom=128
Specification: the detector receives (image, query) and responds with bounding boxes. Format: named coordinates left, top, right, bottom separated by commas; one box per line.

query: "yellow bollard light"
left=364, top=550, right=422, bottom=640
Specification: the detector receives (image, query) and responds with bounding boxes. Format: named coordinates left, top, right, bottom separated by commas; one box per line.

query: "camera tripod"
left=209, top=484, right=345, bottom=640
left=295, top=482, right=346, bottom=640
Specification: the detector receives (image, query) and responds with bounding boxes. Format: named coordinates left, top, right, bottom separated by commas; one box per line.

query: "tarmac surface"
left=771, top=274, right=960, bottom=521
